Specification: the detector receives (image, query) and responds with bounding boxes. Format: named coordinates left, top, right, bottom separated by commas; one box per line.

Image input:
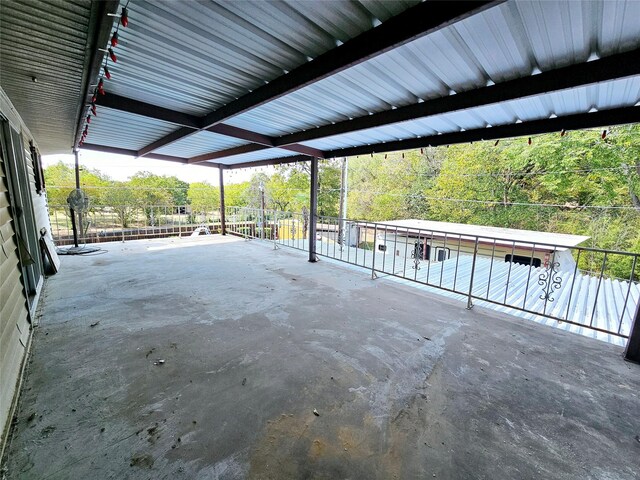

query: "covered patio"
left=2, top=0, right=640, bottom=477
left=3, top=236, right=640, bottom=478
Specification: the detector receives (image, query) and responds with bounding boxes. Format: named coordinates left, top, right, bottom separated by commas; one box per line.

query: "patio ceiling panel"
left=599, top=0, right=640, bottom=54
left=206, top=147, right=301, bottom=168
left=85, top=107, right=178, bottom=151
left=153, top=130, right=247, bottom=158
left=503, top=77, right=640, bottom=123
left=223, top=0, right=640, bottom=149
left=4, top=0, right=636, bottom=164
left=516, top=0, right=640, bottom=69
left=0, top=0, right=95, bottom=153
left=103, top=0, right=420, bottom=118
left=129, top=1, right=497, bottom=157
left=296, top=77, right=640, bottom=154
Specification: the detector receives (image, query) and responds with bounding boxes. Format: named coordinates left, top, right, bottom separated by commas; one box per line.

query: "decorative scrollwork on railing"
left=538, top=261, right=562, bottom=302
left=411, top=243, right=421, bottom=270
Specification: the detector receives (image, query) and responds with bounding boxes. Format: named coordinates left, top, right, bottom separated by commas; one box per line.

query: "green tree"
left=101, top=181, right=137, bottom=228
left=44, top=161, right=110, bottom=208
left=187, top=182, right=219, bottom=217
left=129, top=172, right=174, bottom=225
left=164, top=176, right=189, bottom=206
left=224, top=182, right=249, bottom=208
left=347, top=149, right=439, bottom=221
left=317, top=159, right=341, bottom=217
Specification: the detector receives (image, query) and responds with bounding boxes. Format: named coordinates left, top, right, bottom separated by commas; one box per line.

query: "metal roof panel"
left=86, top=107, right=178, bottom=151
left=215, top=148, right=300, bottom=166
left=153, top=131, right=246, bottom=157
left=0, top=0, right=93, bottom=154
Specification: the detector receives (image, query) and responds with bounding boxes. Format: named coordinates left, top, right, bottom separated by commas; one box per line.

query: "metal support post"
left=219, top=167, right=226, bottom=235
left=466, top=237, right=479, bottom=310
left=72, top=150, right=81, bottom=247
left=625, top=300, right=640, bottom=363
left=260, top=184, right=266, bottom=240
left=74, top=149, right=81, bottom=189
left=308, top=157, right=318, bottom=263
left=273, top=210, right=279, bottom=250
left=371, top=224, right=378, bottom=279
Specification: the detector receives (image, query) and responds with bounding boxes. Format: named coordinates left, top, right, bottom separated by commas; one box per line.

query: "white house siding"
left=0, top=89, right=53, bottom=448
left=0, top=144, right=31, bottom=444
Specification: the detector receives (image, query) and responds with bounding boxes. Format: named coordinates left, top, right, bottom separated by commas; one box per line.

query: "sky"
left=42, top=150, right=274, bottom=184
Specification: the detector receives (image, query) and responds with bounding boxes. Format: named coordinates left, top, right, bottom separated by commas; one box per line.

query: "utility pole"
left=338, top=157, right=348, bottom=248
left=259, top=180, right=266, bottom=240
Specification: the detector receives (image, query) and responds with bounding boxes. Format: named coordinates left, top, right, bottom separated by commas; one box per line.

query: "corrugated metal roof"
left=87, top=107, right=177, bottom=151
left=394, top=255, right=639, bottom=347
left=88, top=0, right=640, bottom=163
left=370, top=219, right=590, bottom=248
left=214, top=148, right=299, bottom=167
left=297, top=77, right=640, bottom=151
left=0, top=0, right=94, bottom=154
left=226, top=1, right=640, bottom=141
left=270, top=234, right=638, bottom=346
left=104, top=0, right=419, bottom=116
left=153, top=130, right=246, bottom=157
left=342, top=251, right=638, bottom=347
left=3, top=0, right=638, bottom=163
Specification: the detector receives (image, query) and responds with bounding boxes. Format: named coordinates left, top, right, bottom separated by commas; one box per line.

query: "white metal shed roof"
left=370, top=219, right=590, bottom=249
left=388, top=255, right=639, bottom=347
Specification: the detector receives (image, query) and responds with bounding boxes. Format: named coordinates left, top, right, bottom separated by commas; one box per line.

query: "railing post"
left=371, top=223, right=378, bottom=279
left=625, top=299, right=640, bottom=363
left=219, top=167, right=226, bottom=235
left=466, top=237, right=479, bottom=310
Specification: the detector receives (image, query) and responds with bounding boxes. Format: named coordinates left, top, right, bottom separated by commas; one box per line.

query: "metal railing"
left=49, top=204, right=222, bottom=245
left=226, top=206, right=640, bottom=343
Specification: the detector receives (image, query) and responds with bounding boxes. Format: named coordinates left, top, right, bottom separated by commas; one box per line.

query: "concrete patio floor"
left=2, top=235, right=639, bottom=479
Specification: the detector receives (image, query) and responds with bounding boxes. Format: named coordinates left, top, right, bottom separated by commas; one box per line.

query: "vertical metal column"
left=71, top=149, right=81, bottom=247
left=625, top=300, right=640, bottom=363
left=219, top=166, right=226, bottom=235
left=308, top=157, right=318, bottom=263
left=74, top=149, right=81, bottom=189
